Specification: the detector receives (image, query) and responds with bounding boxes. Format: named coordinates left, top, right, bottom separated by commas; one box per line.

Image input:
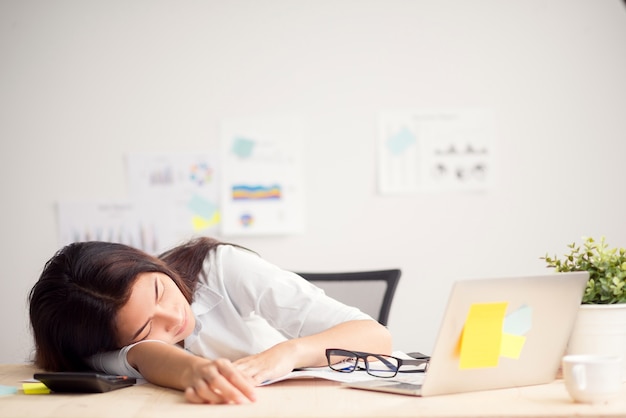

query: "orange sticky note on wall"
left=459, top=302, right=508, bottom=369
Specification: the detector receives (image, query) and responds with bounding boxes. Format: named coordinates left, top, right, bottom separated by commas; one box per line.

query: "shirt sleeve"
left=86, top=340, right=166, bottom=378
left=215, top=245, right=373, bottom=338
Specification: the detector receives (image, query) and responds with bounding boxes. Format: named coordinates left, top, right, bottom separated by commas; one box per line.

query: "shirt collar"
left=191, top=282, right=223, bottom=317
left=186, top=283, right=222, bottom=342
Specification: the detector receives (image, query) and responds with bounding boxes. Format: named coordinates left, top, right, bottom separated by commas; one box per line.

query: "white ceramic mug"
left=562, top=354, right=623, bottom=404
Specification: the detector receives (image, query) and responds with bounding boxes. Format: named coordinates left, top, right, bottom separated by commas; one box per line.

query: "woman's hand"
left=234, top=320, right=392, bottom=386
left=182, top=357, right=257, bottom=404
left=128, top=341, right=256, bottom=404
left=234, top=342, right=298, bottom=385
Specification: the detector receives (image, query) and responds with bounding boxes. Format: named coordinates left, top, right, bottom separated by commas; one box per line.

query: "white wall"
left=1, top=0, right=625, bottom=363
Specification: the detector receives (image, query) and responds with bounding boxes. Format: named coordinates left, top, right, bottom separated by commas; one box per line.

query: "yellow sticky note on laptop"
left=500, top=333, right=526, bottom=359
left=459, top=302, right=508, bottom=369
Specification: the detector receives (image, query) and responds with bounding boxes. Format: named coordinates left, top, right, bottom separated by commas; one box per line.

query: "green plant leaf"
left=542, top=237, right=626, bottom=304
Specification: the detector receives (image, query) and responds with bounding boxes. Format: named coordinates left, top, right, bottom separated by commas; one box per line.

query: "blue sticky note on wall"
left=187, top=194, right=217, bottom=217
left=232, top=137, right=255, bottom=158
left=386, top=126, right=416, bottom=155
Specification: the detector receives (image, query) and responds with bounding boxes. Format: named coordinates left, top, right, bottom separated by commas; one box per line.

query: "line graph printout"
left=57, top=153, right=220, bottom=254
left=220, top=115, right=305, bottom=236
left=378, top=109, right=496, bottom=194
left=57, top=200, right=162, bottom=254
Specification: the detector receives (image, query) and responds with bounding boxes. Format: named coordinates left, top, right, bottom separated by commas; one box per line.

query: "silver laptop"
left=343, top=272, right=589, bottom=396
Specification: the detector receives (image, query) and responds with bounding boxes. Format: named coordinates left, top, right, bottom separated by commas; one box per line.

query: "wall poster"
left=219, top=115, right=305, bottom=236
left=378, top=108, right=496, bottom=194
left=57, top=152, right=220, bottom=254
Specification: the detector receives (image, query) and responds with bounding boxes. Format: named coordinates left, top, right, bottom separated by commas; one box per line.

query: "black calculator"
left=34, top=372, right=137, bottom=393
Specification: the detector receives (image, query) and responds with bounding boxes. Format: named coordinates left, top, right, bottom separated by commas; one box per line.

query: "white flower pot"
left=566, top=304, right=626, bottom=381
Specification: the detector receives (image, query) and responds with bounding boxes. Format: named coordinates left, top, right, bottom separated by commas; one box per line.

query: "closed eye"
left=157, top=278, right=164, bottom=302
left=130, top=276, right=160, bottom=343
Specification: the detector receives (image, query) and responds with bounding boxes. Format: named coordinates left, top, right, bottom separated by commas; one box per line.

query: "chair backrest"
left=295, top=269, right=401, bottom=326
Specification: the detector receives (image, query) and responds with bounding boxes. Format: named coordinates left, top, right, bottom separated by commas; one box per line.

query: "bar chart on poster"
left=219, top=115, right=306, bottom=236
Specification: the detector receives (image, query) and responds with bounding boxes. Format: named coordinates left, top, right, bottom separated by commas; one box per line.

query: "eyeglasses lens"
left=328, top=352, right=358, bottom=373
left=365, top=354, right=399, bottom=378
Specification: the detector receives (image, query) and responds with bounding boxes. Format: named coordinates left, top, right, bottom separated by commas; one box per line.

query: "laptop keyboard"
left=387, top=382, right=423, bottom=390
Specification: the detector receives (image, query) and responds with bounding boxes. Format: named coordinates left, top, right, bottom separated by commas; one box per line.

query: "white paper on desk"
left=260, top=367, right=378, bottom=386
left=260, top=351, right=425, bottom=386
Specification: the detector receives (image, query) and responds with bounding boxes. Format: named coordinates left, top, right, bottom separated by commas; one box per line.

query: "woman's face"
left=116, top=272, right=196, bottom=347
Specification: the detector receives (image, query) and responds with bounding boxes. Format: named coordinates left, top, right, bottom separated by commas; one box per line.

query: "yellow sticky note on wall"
left=459, top=302, right=508, bottom=369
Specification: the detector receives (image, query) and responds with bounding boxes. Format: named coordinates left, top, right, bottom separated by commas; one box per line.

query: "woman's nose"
left=155, top=306, right=179, bottom=330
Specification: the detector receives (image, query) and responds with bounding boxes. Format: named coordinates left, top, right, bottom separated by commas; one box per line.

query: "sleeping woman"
left=28, top=237, right=392, bottom=404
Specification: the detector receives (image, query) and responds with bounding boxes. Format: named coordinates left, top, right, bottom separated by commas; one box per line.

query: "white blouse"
left=88, top=245, right=372, bottom=377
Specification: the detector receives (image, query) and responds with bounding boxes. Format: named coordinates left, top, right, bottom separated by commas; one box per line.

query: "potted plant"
left=542, top=237, right=626, bottom=379
left=542, top=236, right=626, bottom=304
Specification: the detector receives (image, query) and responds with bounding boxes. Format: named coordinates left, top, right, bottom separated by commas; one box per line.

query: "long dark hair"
left=28, top=237, right=223, bottom=371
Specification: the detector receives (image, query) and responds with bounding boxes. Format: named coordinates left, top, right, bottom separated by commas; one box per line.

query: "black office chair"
left=295, top=269, right=401, bottom=326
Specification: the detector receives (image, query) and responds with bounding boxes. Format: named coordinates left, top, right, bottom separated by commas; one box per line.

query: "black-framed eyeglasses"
left=325, top=348, right=430, bottom=378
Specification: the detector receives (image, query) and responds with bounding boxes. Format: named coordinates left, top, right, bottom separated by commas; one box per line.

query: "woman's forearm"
left=234, top=319, right=392, bottom=385
left=127, top=341, right=256, bottom=404
left=288, top=319, right=393, bottom=368
left=127, top=341, right=198, bottom=389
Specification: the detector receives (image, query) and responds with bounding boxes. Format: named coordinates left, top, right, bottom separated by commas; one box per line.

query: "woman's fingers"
left=207, top=374, right=253, bottom=404
left=185, top=358, right=257, bottom=404
left=216, top=360, right=258, bottom=400
left=234, top=346, right=296, bottom=385
left=186, top=376, right=222, bottom=404
left=233, top=359, right=262, bottom=382
left=185, top=385, right=219, bottom=404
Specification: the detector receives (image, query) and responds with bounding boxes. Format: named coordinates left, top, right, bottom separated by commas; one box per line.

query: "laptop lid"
left=420, top=271, right=588, bottom=396
left=343, top=271, right=588, bottom=397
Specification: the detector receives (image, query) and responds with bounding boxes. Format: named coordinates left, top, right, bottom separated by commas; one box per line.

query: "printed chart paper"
left=378, top=108, right=496, bottom=194
left=57, top=152, right=220, bottom=254
left=219, top=115, right=305, bottom=236
left=126, top=152, right=221, bottom=246
left=57, top=200, right=162, bottom=254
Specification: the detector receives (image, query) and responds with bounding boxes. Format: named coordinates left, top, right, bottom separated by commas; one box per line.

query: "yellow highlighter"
left=22, top=382, right=51, bottom=395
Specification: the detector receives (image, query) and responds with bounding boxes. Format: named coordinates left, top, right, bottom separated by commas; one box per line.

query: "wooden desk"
left=2, top=364, right=626, bottom=418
